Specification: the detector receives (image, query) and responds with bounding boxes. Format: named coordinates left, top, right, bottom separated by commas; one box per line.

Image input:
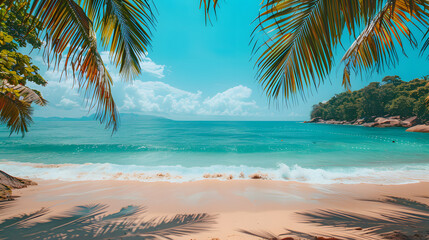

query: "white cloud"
left=121, top=81, right=201, bottom=113
left=121, top=81, right=258, bottom=116
left=200, top=85, right=257, bottom=116
left=32, top=50, right=259, bottom=119
left=56, top=98, right=80, bottom=109
left=140, top=57, right=165, bottom=78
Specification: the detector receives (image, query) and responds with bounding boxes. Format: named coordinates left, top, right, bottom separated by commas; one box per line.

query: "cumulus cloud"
left=199, top=85, right=257, bottom=116
left=121, top=81, right=201, bottom=113
left=56, top=98, right=80, bottom=109
left=140, top=57, right=165, bottom=78
left=121, top=81, right=258, bottom=116
left=32, top=50, right=260, bottom=119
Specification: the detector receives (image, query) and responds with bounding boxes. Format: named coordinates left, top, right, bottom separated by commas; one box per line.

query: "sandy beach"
left=1, top=179, right=428, bottom=239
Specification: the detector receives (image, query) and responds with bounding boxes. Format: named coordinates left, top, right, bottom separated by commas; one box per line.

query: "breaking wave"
left=1, top=161, right=428, bottom=185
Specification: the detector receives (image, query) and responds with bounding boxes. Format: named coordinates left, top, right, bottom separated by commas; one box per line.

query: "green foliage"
left=0, top=0, right=46, bottom=87
left=0, top=0, right=46, bottom=136
left=311, top=76, right=429, bottom=121
left=387, top=96, right=415, bottom=117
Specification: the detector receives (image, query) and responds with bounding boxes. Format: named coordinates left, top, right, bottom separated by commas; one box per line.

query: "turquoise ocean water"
left=1, top=115, right=429, bottom=184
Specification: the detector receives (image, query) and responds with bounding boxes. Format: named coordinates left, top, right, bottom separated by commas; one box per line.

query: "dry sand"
left=2, top=179, right=429, bottom=239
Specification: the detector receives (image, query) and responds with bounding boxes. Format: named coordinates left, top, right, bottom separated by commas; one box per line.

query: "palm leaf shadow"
left=239, top=228, right=352, bottom=240
left=0, top=201, right=13, bottom=212
left=0, top=204, right=216, bottom=240
left=297, top=196, right=429, bottom=239
left=240, top=196, right=429, bottom=240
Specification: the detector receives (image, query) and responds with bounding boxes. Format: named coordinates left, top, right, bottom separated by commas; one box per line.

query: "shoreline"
left=2, top=160, right=429, bottom=185
left=304, top=116, right=429, bottom=132
left=2, top=179, right=429, bottom=239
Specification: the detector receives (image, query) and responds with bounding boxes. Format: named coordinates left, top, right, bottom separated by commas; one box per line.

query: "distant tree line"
left=311, top=76, right=429, bottom=121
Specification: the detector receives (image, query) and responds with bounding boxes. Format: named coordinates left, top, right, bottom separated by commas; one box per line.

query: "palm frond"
left=200, top=0, right=219, bottom=24
left=418, top=0, right=429, bottom=56
left=80, top=0, right=156, bottom=80
left=1, top=80, right=47, bottom=106
left=254, top=0, right=347, bottom=101
left=0, top=83, right=33, bottom=136
left=342, top=0, right=429, bottom=89
left=29, top=0, right=119, bottom=132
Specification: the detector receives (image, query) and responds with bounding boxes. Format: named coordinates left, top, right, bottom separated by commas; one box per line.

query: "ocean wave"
left=0, top=161, right=428, bottom=185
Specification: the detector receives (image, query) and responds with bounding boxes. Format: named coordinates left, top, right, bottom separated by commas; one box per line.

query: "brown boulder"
left=381, top=119, right=402, bottom=127
left=373, top=117, right=402, bottom=127
left=0, top=171, right=36, bottom=200
left=375, top=117, right=388, bottom=123
left=363, top=122, right=378, bottom=127
left=307, top=117, right=322, bottom=123
left=402, top=116, right=419, bottom=128
left=0, top=170, right=36, bottom=189
left=0, top=184, right=12, bottom=200
left=406, top=124, right=429, bottom=133
left=353, top=119, right=365, bottom=125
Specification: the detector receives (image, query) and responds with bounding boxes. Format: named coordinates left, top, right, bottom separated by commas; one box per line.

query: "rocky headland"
left=305, top=116, right=429, bottom=133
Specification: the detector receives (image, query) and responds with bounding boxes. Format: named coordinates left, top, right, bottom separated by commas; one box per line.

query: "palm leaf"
left=29, top=0, right=119, bottom=132
left=80, top=0, right=156, bottom=80
left=254, top=0, right=347, bottom=101
left=342, top=0, right=429, bottom=89
left=200, top=0, right=219, bottom=24
left=253, top=0, right=429, bottom=101
left=1, top=80, right=47, bottom=106
left=0, top=83, right=33, bottom=136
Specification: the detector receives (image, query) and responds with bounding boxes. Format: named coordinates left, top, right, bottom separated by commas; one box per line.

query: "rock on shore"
left=0, top=171, right=37, bottom=200
left=305, top=116, right=429, bottom=133
left=406, top=124, right=429, bottom=133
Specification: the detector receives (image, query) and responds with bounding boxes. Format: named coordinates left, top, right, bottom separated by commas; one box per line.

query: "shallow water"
left=1, top=115, right=429, bottom=184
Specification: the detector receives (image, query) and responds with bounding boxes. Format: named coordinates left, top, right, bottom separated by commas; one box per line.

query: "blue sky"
left=29, top=0, right=429, bottom=122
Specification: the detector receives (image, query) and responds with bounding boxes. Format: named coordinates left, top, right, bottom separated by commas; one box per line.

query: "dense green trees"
left=0, top=1, right=45, bottom=87
left=0, top=0, right=47, bottom=135
left=311, top=76, right=429, bottom=121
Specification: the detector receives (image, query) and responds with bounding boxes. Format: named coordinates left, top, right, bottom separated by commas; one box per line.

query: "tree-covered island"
left=308, top=76, right=429, bottom=132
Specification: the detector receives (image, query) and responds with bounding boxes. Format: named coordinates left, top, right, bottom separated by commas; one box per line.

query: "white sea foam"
left=0, top=161, right=428, bottom=185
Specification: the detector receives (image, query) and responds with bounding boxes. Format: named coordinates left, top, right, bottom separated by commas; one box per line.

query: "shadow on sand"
left=0, top=202, right=216, bottom=240
left=241, top=196, right=429, bottom=240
